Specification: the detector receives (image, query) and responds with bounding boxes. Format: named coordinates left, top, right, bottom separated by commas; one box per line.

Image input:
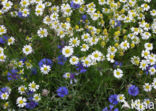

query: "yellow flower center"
left=72, top=40, right=77, bottom=44
left=110, top=55, right=114, bottom=59
left=65, top=49, right=70, bottom=54
left=72, top=58, right=76, bottom=62
left=25, top=48, right=29, bottom=52
left=2, top=94, right=7, bottom=98
left=116, top=71, right=120, bottom=75
left=19, top=100, right=24, bottom=104
left=31, top=83, right=36, bottom=88
left=0, top=28, right=4, bottom=33
left=94, top=53, right=99, bottom=58
left=21, top=87, right=25, bottom=92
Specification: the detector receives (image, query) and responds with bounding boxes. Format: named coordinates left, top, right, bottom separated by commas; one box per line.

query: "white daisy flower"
left=20, top=0, right=30, bottom=7
left=22, top=8, right=29, bottom=17
left=106, top=53, right=115, bottom=63
left=139, top=60, right=149, bottom=70
left=107, top=46, right=117, bottom=54
left=91, top=50, right=103, bottom=62
left=120, top=41, right=130, bottom=50
left=0, top=54, right=6, bottom=62
left=144, top=43, right=153, bottom=51
left=69, top=37, right=80, bottom=47
left=69, top=56, right=79, bottom=65
left=113, top=68, right=123, bottom=79
left=35, top=8, right=44, bottom=16
left=82, top=57, right=92, bottom=67
left=0, top=25, right=7, bottom=35
left=37, top=28, right=48, bottom=38
left=81, top=33, right=91, bottom=42
left=149, top=67, right=156, bottom=75
left=0, top=93, right=9, bottom=100
left=40, top=65, right=51, bottom=74
left=143, top=83, right=152, bottom=92
left=33, top=94, right=41, bottom=102
left=18, top=85, right=27, bottom=95
left=81, top=44, right=89, bottom=52
left=141, top=50, right=150, bottom=59
left=63, top=72, right=71, bottom=79
left=8, top=37, right=15, bottom=45
left=16, top=97, right=27, bottom=108
left=62, top=46, right=73, bottom=57
left=22, top=45, right=33, bottom=55
left=29, top=81, right=39, bottom=92
left=117, top=94, right=125, bottom=102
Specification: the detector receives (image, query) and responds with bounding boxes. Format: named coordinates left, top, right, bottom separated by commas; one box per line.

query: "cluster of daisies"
left=0, top=81, right=41, bottom=109
left=0, top=0, right=156, bottom=110
left=16, top=81, right=40, bottom=109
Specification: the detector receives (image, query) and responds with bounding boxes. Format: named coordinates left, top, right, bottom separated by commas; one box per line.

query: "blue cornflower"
left=75, top=62, right=87, bottom=73
left=70, top=73, right=79, bottom=84
left=145, top=65, right=150, bottom=74
left=115, top=20, right=121, bottom=27
left=18, top=11, right=29, bottom=18
left=0, top=87, right=10, bottom=94
left=26, top=91, right=34, bottom=96
left=102, top=105, right=119, bottom=111
left=108, top=94, right=118, bottom=105
left=31, top=68, right=37, bottom=75
left=82, top=15, right=87, bottom=20
left=38, top=58, right=53, bottom=68
left=26, top=101, right=38, bottom=109
left=113, top=61, right=122, bottom=68
left=18, top=12, right=23, bottom=17
left=56, top=87, right=68, bottom=97
left=128, top=85, right=139, bottom=96
left=7, top=69, right=20, bottom=81
left=0, top=87, right=11, bottom=99
left=154, top=64, right=156, bottom=69
left=57, top=55, right=67, bottom=65
left=70, top=1, right=80, bottom=9
left=19, top=57, right=27, bottom=63
left=0, top=35, right=8, bottom=44
left=58, top=41, right=65, bottom=52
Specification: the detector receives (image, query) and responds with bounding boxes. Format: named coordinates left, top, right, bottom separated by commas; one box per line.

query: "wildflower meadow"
left=0, top=0, right=156, bottom=110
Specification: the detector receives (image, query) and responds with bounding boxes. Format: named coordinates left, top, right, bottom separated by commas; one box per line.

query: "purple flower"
left=18, top=11, right=29, bottom=18
left=128, top=85, right=139, bottom=96
left=70, top=73, right=78, bottom=84
left=7, top=69, right=19, bottom=81
left=18, top=12, right=24, bottom=18
left=0, top=87, right=10, bottom=94
left=108, top=94, right=118, bottom=105
left=31, top=68, right=37, bottom=75
left=0, top=35, right=8, bottom=44
left=115, top=20, right=121, bottom=27
left=26, top=101, right=38, bottom=109
left=19, top=57, right=27, bottom=63
left=113, top=61, right=122, bottom=68
left=57, top=55, right=67, bottom=65
left=82, top=15, right=87, bottom=21
left=0, top=87, right=11, bottom=99
left=154, top=64, right=156, bottom=69
left=26, top=90, right=34, bottom=96
left=102, top=105, right=119, bottom=111
left=38, top=58, right=53, bottom=68
left=70, top=1, right=80, bottom=9
left=58, top=41, right=65, bottom=52
left=75, top=62, right=87, bottom=73
left=56, top=87, right=68, bottom=97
